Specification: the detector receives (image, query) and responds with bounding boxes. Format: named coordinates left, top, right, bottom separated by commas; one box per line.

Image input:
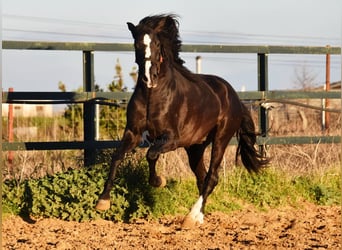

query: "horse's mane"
left=139, top=14, right=185, bottom=66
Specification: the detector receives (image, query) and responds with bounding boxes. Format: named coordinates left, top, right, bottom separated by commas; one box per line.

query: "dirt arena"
left=2, top=203, right=341, bottom=249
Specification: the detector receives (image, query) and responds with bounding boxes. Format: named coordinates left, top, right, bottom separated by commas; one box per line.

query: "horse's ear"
left=127, top=22, right=136, bottom=37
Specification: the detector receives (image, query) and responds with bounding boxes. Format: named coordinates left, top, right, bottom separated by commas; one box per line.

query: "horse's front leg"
left=147, top=134, right=178, bottom=160
left=145, top=134, right=177, bottom=188
left=146, top=153, right=166, bottom=188
left=96, top=129, right=141, bottom=211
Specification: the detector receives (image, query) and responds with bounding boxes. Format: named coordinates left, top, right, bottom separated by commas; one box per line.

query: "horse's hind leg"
left=182, top=142, right=226, bottom=228
left=185, top=144, right=208, bottom=193
left=183, top=124, right=236, bottom=228
left=146, top=151, right=166, bottom=187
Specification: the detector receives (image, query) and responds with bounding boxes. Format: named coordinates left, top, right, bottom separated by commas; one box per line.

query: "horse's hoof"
left=181, top=216, right=200, bottom=229
left=181, top=213, right=204, bottom=229
left=150, top=176, right=167, bottom=188
left=158, top=176, right=167, bottom=188
left=95, top=199, right=110, bottom=211
left=181, top=216, right=196, bottom=229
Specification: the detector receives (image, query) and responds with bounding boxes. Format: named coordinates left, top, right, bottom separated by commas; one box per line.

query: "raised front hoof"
left=149, top=176, right=167, bottom=188
left=95, top=199, right=110, bottom=211
left=181, top=213, right=204, bottom=229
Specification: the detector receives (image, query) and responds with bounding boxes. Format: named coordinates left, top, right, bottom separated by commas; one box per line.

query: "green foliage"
left=2, top=165, right=130, bottom=222
left=58, top=59, right=129, bottom=141
left=2, top=163, right=340, bottom=222
left=223, top=168, right=297, bottom=208
left=58, top=83, right=84, bottom=140
left=218, top=166, right=341, bottom=210
left=99, top=59, right=127, bottom=140
left=99, top=105, right=126, bottom=140
left=291, top=168, right=341, bottom=205
left=2, top=180, right=24, bottom=215
left=2, top=159, right=190, bottom=222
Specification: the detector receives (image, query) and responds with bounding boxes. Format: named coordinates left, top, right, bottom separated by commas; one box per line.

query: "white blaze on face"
left=143, top=34, right=152, bottom=57
left=188, top=195, right=204, bottom=224
left=143, top=34, right=153, bottom=88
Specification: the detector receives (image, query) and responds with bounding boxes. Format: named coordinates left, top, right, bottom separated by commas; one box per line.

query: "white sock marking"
left=143, top=34, right=153, bottom=88
left=188, top=196, right=204, bottom=224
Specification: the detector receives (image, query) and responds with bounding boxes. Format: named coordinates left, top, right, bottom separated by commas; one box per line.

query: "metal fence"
left=2, top=41, right=341, bottom=166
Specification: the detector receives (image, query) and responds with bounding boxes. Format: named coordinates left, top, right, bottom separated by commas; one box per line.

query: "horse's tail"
left=235, top=105, right=269, bottom=173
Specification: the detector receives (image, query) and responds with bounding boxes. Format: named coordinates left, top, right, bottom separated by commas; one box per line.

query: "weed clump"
left=2, top=161, right=340, bottom=222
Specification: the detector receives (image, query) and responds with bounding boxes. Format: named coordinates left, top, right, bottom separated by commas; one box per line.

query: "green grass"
left=208, top=166, right=341, bottom=212
left=2, top=161, right=341, bottom=222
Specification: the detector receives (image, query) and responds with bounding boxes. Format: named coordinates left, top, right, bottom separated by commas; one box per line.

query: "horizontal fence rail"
left=3, top=41, right=341, bottom=54
left=2, top=90, right=341, bottom=151
left=2, top=41, right=341, bottom=166
left=3, top=90, right=340, bottom=103
left=2, top=90, right=341, bottom=113
left=2, top=136, right=341, bottom=152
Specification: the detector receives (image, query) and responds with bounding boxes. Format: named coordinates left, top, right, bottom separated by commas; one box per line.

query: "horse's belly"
left=178, top=122, right=214, bottom=146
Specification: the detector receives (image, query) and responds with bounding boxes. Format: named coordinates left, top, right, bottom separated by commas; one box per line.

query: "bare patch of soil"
left=2, top=203, right=341, bottom=249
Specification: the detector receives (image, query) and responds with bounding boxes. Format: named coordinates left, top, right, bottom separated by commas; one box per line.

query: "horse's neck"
left=137, top=63, right=195, bottom=102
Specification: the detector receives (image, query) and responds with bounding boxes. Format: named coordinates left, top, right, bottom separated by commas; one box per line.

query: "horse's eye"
left=134, top=41, right=144, bottom=50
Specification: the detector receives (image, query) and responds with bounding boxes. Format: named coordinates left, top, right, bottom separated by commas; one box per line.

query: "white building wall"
left=2, top=104, right=53, bottom=117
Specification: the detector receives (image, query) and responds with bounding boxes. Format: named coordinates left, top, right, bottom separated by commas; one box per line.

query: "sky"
left=2, top=0, right=342, bottom=92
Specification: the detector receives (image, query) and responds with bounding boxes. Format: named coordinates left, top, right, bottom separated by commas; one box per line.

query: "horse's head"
left=127, top=23, right=163, bottom=88
left=127, top=14, right=184, bottom=88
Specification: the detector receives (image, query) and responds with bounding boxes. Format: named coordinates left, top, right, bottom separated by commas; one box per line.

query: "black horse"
left=96, top=14, right=268, bottom=227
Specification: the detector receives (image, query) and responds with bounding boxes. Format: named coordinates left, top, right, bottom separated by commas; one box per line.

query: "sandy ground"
left=2, top=203, right=341, bottom=249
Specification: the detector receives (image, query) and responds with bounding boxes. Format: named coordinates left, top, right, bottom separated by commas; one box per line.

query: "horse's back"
left=198, top=74, right=243, bottom=114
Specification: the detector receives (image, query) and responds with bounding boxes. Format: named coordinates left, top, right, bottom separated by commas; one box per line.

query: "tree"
left=100, top=59, right=127, bottom=140
left=108, top=59, right=125, bottom=92
left=59, top=59, right=132, bottom=140
left=292, top=65, right=317, bottom=130
left=129, top=66, right=138, bottom=88
left=293, top=65, right=317, bottom=90
left=58, top=81, right=83, bottom=139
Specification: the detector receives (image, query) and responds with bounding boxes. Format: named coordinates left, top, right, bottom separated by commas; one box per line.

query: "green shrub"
left=3, top=165, right=129, bottom=222
left=2, top=179, right=25, bottom=215
left=291, top=168, right=341, bottom=205
left=2, top=159, right=192, bottom=222
left=2, top=163, right=341, bottom=222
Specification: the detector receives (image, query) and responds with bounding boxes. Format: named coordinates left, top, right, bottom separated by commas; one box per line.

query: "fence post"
left=8, top=88, right=14, bottom=168
left=257, top=53, right=269, bottom=155
left=324, top=45, right=330, bottom=131
left=196, top=56, right=202, bottom=74
left=83, top=51, right=96, bottom=167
